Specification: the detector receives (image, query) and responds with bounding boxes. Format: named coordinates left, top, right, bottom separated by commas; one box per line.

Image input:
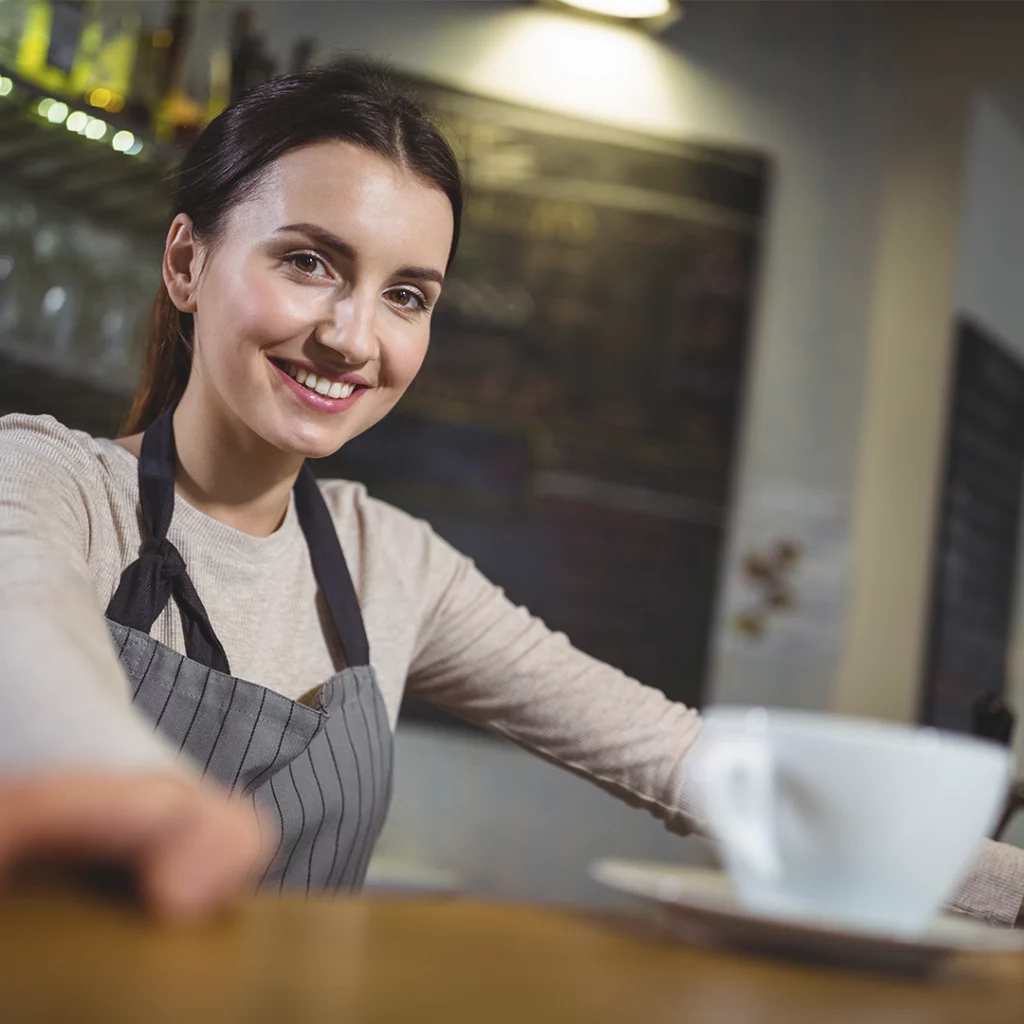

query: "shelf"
left=0, top=64, right=177, bottom=237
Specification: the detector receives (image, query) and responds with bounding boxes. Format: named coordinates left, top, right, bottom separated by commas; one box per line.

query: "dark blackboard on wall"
left=922, top=319, right=1024, bottom=732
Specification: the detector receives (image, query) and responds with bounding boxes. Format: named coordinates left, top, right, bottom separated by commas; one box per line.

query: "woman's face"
left=175, top=140, right=454, bottom=459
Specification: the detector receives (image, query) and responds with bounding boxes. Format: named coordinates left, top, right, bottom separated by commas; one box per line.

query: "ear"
left=162, top=213, right=204, bottom=314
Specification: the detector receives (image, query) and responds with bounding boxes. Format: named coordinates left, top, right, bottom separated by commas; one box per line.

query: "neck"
left=169, top=383, right=303, bottom=539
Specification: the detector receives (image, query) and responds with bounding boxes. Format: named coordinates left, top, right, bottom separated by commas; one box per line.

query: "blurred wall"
left=951, top=96, right=1024, bottom=817
left=949, top=93, right=1024, bottom=846
left=834, top=8, right=1024, bottom=724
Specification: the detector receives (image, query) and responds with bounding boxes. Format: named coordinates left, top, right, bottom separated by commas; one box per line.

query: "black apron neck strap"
left=137, top=406, right=177, bottom=546
left=294, top=466, right=370, bottom=668
left=106, top=409, right=231, bottom=672
left=106, top=408, right=370, bottom=672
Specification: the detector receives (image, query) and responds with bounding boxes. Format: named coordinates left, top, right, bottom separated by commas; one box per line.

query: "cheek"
left=199, top=262, right=319, bottom=357
left=383, top=324, right=431, bottom=392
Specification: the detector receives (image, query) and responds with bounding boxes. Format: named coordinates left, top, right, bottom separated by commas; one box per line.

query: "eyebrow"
left=277, top=222, right=445, bottom=286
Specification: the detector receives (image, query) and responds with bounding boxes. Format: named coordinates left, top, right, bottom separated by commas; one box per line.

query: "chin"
left=264, top=417, right=355, bottom=461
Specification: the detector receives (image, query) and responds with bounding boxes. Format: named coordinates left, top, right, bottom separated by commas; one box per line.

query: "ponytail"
left=121, top=284, right=193, bottom=435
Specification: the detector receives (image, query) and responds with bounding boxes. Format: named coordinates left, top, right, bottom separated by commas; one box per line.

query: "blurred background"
left=2, top=0, right=1024, bottom=905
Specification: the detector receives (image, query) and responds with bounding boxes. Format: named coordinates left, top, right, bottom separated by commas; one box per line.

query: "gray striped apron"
left=104, top=409, right=393, bottom=894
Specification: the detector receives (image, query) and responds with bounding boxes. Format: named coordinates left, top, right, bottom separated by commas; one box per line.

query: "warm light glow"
left=462, top=8, right=685, bottom=134
left=104, top=93, right=125, bottom=113
left=557, top=0, right=672, bottom=17
left=0, top=78, right=12, bottom=97
left=46, top=101, right=68, bottom=124
left=88, top=87, right=112, bottom=108
left=111, top=130, right=135, bottom=152
left=84, top=118, right=108, bottom=141
left=66, top=110, right=88, bottom=133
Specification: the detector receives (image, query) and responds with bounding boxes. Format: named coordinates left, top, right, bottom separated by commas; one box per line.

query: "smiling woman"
left=0, top=60, right=1022, bottom=928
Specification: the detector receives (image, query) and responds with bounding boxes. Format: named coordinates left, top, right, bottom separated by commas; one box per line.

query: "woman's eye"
left=388, top=288, right=426, bottom=312
left=286, top=253, right=326, bottom=276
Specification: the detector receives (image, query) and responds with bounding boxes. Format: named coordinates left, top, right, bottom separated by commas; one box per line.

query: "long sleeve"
left=0, top=415, right=180, bottom=775
left=402, top=517, right=706, bottom=835
left=948, top=839, right=1024, bottom=926
left=397, top=508, right=1024, bottom=925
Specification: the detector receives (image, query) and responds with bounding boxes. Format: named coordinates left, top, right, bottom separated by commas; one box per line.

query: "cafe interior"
left=3, top=0, right=1024, bottom=1019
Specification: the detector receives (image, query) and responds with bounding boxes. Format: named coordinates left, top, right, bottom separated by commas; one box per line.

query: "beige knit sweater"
left=0, top=412, right=1021, bottom=924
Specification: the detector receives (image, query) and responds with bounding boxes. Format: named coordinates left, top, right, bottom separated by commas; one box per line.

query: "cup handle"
left=697, top=738, right=781, bottom=882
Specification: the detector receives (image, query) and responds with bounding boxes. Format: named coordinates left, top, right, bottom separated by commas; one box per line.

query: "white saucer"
left=590, top=858, right=1024, bottom=974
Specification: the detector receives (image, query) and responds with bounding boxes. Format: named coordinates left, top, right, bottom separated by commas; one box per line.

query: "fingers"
left=0, top=773, right=267, bottom=922
left=142, top=788, right=266, bottom=922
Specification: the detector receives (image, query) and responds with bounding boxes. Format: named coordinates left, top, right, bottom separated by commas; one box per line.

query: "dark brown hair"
left=123, top=60, right=463, bottom=434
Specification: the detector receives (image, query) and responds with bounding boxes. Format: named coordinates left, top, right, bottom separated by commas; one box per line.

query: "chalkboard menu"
left=922, top=320, right=1024, bottom=732
left=325, top=78, right=770, bottom=720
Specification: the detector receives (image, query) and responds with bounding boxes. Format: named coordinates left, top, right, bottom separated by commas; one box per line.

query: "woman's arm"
left=400, top=513, right=1024, bottom=925
left=0, top=415, right=180, bottom=774
left=402, top=517, right=705, bottom=836
left=0, top=416, right=265, bottom=916
left=948, top=840, right=1024, bottom=926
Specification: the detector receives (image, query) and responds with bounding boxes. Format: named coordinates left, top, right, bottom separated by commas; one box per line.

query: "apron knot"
left=141, top=537, right=188, bottom=579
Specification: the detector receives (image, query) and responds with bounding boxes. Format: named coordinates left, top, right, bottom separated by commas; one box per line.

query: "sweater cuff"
left=946, top=839, right=1024, bottom=926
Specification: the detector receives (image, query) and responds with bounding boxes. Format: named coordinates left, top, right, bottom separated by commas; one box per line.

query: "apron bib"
left=104, top=409, right=393, bottom=894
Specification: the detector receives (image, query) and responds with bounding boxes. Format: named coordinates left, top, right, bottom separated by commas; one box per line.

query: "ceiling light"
left=556, top=0, right=673, bottom=19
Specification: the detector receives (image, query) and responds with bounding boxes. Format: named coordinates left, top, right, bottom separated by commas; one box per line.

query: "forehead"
left=223, top=140, right=454, bottom=266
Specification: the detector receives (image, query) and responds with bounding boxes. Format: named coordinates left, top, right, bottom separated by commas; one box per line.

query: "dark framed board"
left=921, top=319, right=1024, bottom=732
left=322, top=76, right=771, bottom=724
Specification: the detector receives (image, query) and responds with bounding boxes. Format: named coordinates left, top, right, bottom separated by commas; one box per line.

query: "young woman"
left=0, top=63, right=1021, bottom=926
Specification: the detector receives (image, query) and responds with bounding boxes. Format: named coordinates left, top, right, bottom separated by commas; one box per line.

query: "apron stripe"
left=202, top=676, right=239, bottom=775
left=352, top=692, right=379, bottom=886
left=242, top=703, right=296, bottom=795
left=323, top=726, right=347, bottom=888
left=177, top=665, right=213, bottom=754
left=231, top=688, right=268, bottom=791
left=153, top=658, right=184, bottom=731
left=131, top=640, right=161, bottom=701
left=277, top=762, right=308, bottom=892
left=256, top=776, right=288, bottom=890
left=305, top=748, right=329, bottom=894
left=333, top=710, right=362, bottom=892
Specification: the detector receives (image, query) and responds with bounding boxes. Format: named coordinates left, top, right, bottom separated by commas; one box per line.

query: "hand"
left=0, top=772, right=266, bottom=922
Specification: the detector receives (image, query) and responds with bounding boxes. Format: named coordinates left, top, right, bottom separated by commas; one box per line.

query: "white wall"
left=957, top=97, right=1024, bottom=354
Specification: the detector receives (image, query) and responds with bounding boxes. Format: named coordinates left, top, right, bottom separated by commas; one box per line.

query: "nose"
left=316, top=291, right=378, bottom=366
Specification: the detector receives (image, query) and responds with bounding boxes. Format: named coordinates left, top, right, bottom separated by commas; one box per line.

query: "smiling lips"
left=281, top=360, right=358, bottom=399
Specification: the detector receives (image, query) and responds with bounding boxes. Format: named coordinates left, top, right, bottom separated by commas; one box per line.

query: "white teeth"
left=283, top=361, right=358, bottom=398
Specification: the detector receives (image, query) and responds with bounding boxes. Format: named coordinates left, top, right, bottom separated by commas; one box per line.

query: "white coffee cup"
left=691, top=707, right=1012, bottom=935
